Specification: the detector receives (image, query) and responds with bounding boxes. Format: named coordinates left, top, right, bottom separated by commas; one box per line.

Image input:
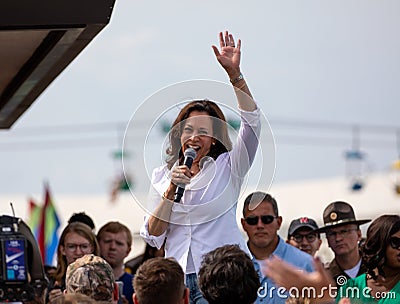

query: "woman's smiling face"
left=180, top=110, right=215, bottom=162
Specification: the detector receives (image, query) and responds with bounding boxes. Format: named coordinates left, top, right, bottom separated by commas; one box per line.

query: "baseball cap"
left=66, top=254, right=115, bottom=302
left=288, top=217, right=319, bottom=238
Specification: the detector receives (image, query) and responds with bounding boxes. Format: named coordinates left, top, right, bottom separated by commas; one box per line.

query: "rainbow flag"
left=27, top=199, right=41, bottom=240
left=36, top=183, right=61, bottom=265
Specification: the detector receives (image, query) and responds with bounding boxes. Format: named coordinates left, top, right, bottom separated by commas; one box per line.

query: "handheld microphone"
left=174, top=148, right=197, bottom=203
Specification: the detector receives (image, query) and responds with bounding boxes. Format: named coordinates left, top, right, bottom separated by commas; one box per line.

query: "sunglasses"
left=389, top=236, right=400, bottom=249
left=244, top=215, right=277, bottom=226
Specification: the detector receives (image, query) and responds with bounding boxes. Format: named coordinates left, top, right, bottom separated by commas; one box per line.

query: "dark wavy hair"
left=198, top=244, right=259, bottom=304
left=362, top=214, right=400, bottom=279
left=166, top=100, right=232, bottom=169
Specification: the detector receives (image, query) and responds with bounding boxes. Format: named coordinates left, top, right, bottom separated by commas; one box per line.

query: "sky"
left=1, top=0, right=400, bottom=200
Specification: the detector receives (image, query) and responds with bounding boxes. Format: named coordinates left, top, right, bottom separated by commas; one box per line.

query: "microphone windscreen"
left=184, top=148, right=197, bottom=160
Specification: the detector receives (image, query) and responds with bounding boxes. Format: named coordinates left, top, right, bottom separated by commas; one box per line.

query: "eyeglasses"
left=326, top=228, right=358, bottom=239
left=291, top=234, right=318, bottom=243
left=65, top=243, right=92, bottom=253
left=244, top=215, right=277, bottom=226
left=389, top=236, right=400, bottom=249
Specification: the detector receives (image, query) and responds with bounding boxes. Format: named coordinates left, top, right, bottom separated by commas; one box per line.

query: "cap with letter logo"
left=288, top=217, right=319, bottom=238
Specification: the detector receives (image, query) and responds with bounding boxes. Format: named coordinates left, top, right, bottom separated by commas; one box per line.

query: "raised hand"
left=212, top=31, right=241, bottom=79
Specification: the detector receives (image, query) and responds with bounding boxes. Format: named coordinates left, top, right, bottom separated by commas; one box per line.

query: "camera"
left=0, top=215, right=48, bottom=302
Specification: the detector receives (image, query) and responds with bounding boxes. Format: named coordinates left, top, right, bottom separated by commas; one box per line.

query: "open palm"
left=212, top=31, right=241, bottom=76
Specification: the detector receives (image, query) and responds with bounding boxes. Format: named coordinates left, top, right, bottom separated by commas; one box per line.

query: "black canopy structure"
left=0, top=0, right=116, bottom=129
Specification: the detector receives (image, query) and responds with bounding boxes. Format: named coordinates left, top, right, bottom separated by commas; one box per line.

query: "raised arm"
left=212, top=31, right=256, bottom=112
left=147, top=31, right=256, bottom=237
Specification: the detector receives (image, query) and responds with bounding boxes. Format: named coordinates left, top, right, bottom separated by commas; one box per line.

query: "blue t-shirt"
left=253, top=237, right=314, bottom=304
left=117, top=272, right=134, bottom=304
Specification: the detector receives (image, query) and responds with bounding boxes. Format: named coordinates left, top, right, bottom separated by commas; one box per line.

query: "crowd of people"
left=18, top=31, right=399, bottom=304
left=45, top=216, right=134, bottom=304
left=39, top=200, right=398, bottom=304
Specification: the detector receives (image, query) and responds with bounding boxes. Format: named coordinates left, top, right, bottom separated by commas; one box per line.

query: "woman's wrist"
left=162, top=184, right=176, bottom=201
left=233, top=80, right=247, bottom=91
left=162, top=191, right=174, bottom=201
left=230, top=73, right=244, bottom=84
left=226, top=68, right=241, bottom=81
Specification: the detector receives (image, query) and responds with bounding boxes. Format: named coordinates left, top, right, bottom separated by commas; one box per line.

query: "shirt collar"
left=272, top=236, right=285, bottom=256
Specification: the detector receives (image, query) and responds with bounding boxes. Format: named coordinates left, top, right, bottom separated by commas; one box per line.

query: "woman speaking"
left=141, top=31, right=261, bottom=304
